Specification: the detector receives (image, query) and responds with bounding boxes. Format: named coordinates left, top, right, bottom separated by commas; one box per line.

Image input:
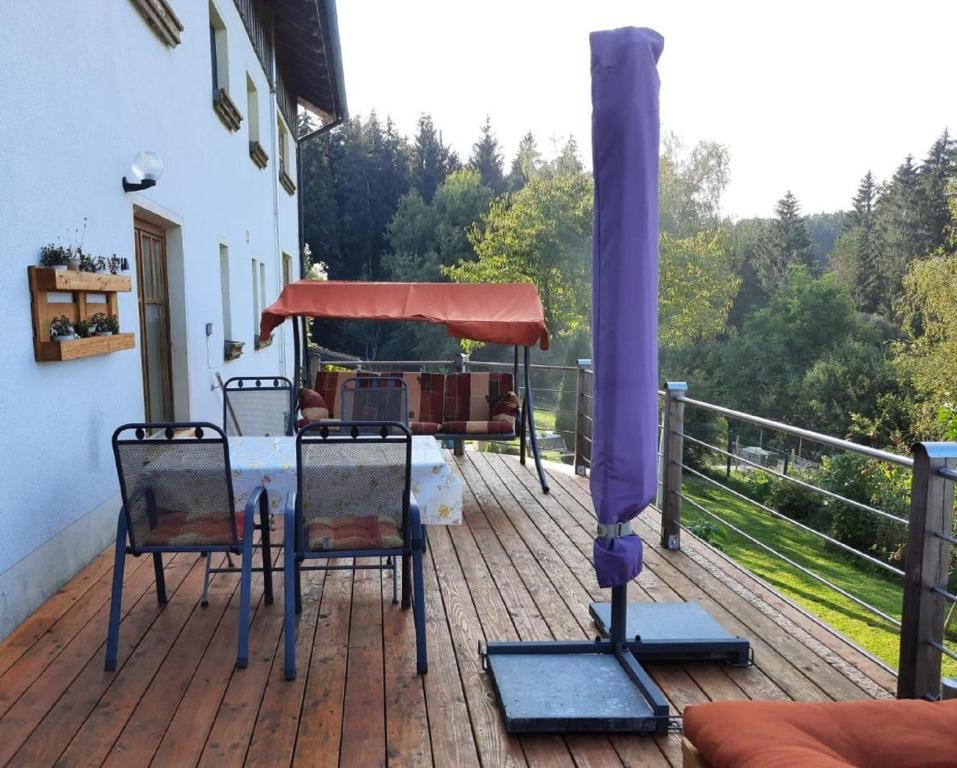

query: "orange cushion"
left=141, top=510, right=243, bottom=547
left=684, top=699, right=957, bottom=768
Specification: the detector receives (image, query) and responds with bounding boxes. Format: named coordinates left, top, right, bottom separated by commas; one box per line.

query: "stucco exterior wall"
left=0, top=0, right=300, bottom=638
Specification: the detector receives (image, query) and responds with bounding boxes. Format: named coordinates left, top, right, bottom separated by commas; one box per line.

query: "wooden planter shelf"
left=37, top=333, right=136, bottom=362
left=28, top=266, right=135, bottom=363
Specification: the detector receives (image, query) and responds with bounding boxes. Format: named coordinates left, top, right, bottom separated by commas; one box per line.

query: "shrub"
left=765, top=478, right=827, bottom=527
left=819, top=453, right=909, bottom=564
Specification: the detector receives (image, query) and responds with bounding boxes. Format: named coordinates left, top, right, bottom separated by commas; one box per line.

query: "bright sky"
left=336, top=0, right=957, bottom=220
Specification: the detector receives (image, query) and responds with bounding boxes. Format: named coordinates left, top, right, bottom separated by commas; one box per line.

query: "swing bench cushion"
left=439, top=372, right=516, bottom=436
left=307, top=370, right=518, bottom=438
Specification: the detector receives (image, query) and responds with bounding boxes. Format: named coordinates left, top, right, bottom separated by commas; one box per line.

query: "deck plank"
left=0, top=451, right=896, bottom=768
left=339, top=563, right=387, bottom=768
left=290, top=561, right=354, bottom=768
left=148, top=552, right=275, bottom=768
left=4, top=553, right=199, bottom=767
left=382, top=558, right=433, bottom=768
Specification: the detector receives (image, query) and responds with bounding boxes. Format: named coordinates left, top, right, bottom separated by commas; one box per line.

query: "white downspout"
left=267, top=20, right=286, bottom=377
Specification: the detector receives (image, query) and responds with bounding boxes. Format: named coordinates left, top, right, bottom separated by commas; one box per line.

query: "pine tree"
left=411, top=114, right=456, bottom=202
left=844, top=172, right=883, bottom=312
left=468, top=116, right=505, bottom=195
left=918, top=130, right=956, bottom=250
left=506, top=131, right=542, bottom=192
left=757, top=191, right=814, bottom=290
left=877, top=155, right=926, bottom=307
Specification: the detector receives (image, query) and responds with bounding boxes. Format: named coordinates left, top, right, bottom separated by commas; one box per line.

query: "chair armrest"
left=284, top=491, right=298, bottom=553
left=409, top=501, right=424, bottom=550
left=243, top=485, right=267, bottom=538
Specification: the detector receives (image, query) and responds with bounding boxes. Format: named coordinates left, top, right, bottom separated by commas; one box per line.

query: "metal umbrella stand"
left=484, top=26, right=749, bottom=734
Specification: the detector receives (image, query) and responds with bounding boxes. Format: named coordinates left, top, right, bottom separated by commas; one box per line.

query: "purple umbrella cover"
left=589, top=27, right=664, bottom=589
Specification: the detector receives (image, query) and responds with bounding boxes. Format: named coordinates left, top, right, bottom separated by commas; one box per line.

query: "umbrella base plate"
left=484, top=641, right=670, bottom=734
left=589, top=601, right=750, bottom=667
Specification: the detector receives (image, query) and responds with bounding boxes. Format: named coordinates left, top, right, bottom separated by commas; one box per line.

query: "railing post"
left=898, top=442, right=957, bottom=700
left=574, top=358, right=592, bottom=476
left=453, top=352, right=468, bottom=457
left=660, top=382, right=688, bottom=551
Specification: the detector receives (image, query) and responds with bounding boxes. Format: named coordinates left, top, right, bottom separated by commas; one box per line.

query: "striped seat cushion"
left=141, top=510, right=242, bottom=547
left=381, top=371, right=446, bottom=425
left=313, top=370, right=379, bottom=419
left=304, top=515, right=403, bottom=551
left=444, top=372, right=515, bottom=422
left=439, top=420, right=515, bottom=435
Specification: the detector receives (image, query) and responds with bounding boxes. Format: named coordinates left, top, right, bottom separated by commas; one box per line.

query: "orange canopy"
left=260, top=281, right=550, bottom=350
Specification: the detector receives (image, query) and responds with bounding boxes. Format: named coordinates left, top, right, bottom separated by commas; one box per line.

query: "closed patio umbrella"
left=590, top=26, right=662, bottom=590
left=484, top=26, right=748, bottom=734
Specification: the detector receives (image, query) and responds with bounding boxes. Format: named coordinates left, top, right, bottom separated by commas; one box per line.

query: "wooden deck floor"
left=0, top=451, right=895, bottom=767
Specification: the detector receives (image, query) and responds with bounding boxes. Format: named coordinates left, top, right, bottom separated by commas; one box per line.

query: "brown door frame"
left=133, top=217, right=174, bottom=422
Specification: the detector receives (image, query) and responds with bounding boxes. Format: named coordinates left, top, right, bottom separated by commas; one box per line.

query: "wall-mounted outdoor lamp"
left=122, top=151, right=164, bottom=192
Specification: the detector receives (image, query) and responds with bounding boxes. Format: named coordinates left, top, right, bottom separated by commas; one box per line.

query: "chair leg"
left=392, top=556, right=399, bottom=605
left=259, top=494, right=274, bottom=606
left=237, top=542, right=254, bottom=669
left=412, top=542, right=427, bottom=675
left=294, top=558, right=302, bottom=615
left=105, top=513, right=128, bottom=671
left=401, top=554, right=412, bottom=609
left=201, top=553, right=213, bottom=607
left=153, top=553, right=167, bottom=605
left=284, top=507, right=298, bottom=680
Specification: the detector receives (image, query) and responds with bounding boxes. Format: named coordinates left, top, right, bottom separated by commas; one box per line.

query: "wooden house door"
left=134, top=218, right=174, bottom=422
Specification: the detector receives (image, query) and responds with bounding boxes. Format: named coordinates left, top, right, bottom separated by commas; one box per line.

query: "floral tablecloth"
left=228, top=435, right=462, bottom=525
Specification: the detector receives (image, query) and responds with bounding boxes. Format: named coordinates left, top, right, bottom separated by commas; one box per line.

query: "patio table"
left=227, top=434, right=463, bottom=525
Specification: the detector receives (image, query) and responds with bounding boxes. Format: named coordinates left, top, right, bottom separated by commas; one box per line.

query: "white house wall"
left=0, top=1, right=301, bottom=639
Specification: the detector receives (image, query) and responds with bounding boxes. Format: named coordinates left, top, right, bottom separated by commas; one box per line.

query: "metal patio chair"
left=105, top=422, right=273, bottom=671
left=339, top=376, right=409, bottom=427
left=340, top=375, right=410, bottom=598
left=223, top=376, right=294, bottom=437
left=283, top=421, right=426, bottom=680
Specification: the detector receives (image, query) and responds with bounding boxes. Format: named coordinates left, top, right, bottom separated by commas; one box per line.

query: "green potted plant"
left=107, top=255, right=122, bottom=275
left=94, top=255, right=108, bottom=273
left=91, top=312, right=119, bottom=336
left=65, top=247, right=80, bottom=271
left=50, top=314, right=74, bottom=341
left=39, top=244, right=69, bottom=271
left=73, top=319, right=91, bottom=338
left=79, top=250, right=97, bottom=273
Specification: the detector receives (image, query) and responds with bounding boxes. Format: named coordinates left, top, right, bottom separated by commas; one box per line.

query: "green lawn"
left=681, top=475, right=957, bottom=675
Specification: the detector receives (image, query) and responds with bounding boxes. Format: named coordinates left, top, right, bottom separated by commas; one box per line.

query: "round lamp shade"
left=129, top=151, right=164, bottom=183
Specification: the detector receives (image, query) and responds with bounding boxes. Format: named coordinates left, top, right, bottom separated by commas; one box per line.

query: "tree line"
left=300, top=112, right=957, bottom=450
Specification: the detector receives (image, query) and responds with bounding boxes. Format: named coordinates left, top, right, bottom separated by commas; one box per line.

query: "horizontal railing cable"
left=677, top=491, right=903, bottom=628
left=938, top=467, right=957, bottom=483
left=679, top=463, right=905, bottom=578
left=928, top=639, right=957, bottom=663
left=682, top=433, right=908, bottom=526
left=679, top=396, right=913, bottom=468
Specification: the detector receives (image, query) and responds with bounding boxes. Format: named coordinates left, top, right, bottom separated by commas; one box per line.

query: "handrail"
left=678, top=395, right=913, bottom=468
left=682, top=433, right=909, bottom=526
left=681, top=463, right=905, bottom=577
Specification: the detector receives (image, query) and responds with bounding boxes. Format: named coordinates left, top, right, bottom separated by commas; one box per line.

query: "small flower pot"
left=52, top=264, right=68, bottom=272
left=66, top=258, right=80, bottom=271
left=52, top=333, right=75, bottom=342
left=94, top=330, right=113, bottom=336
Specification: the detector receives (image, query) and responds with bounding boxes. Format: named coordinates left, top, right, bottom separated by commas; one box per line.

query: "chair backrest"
left=112, top=422, right=237, bottom=551
left=295, top=421, right=412, bottom=553
left=340, top=376, right=409, bottom=426
left=223, top=376, right=294, bottom=436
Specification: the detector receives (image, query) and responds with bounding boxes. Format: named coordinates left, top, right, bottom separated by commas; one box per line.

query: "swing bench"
left=259, top=280, right=552, bottom=492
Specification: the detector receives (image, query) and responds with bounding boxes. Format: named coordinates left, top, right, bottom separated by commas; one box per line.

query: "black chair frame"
left=283, top=421, right=427, bottom=679
left=223, top=375, right=295, bottom=437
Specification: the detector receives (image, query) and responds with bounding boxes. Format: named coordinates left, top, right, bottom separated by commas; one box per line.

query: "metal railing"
left=308, top=349, right=583, bottom=463
left=573, top=373, right=957, bottom=701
